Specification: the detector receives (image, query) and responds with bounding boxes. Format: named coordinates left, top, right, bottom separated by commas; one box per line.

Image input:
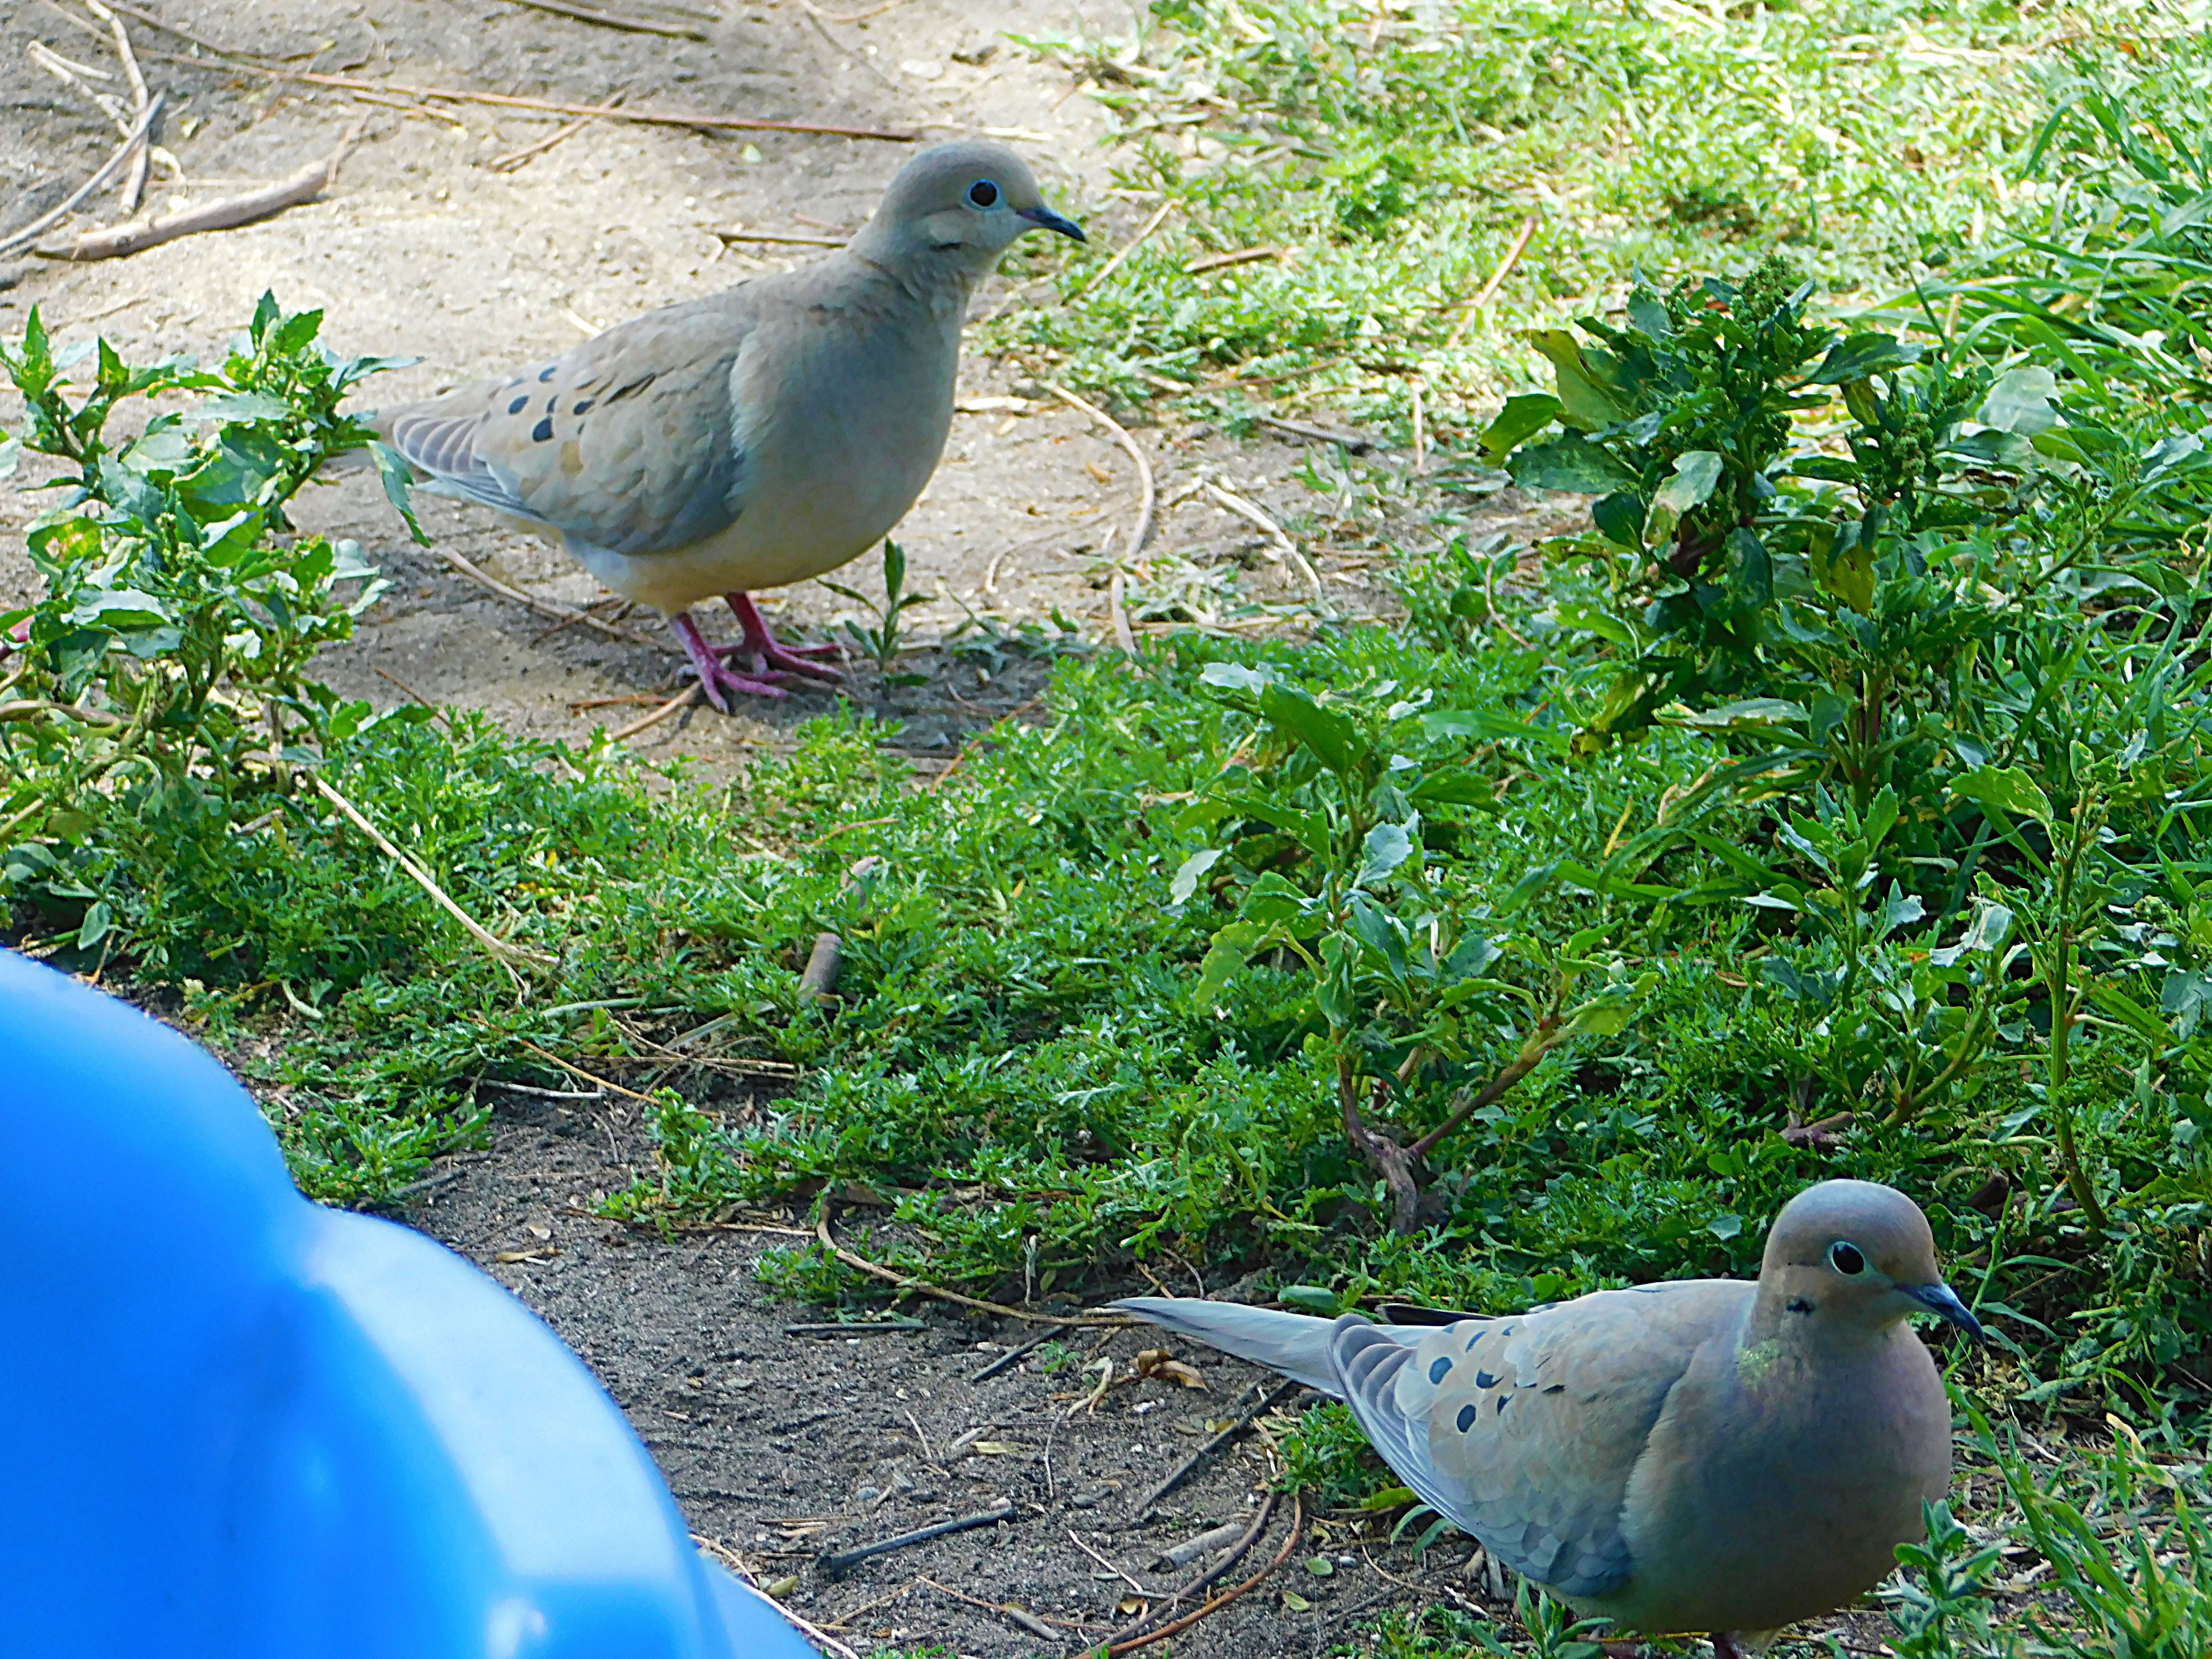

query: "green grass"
left=987, top=0, right=2199, bottom=436
left=7, top=5, right=2212, bottom=1653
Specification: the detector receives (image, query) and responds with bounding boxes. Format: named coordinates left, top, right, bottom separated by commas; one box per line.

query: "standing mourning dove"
left=1117, top=1179, right=1984, bottom=1655
left=374, top=140, right=1083, bottom=709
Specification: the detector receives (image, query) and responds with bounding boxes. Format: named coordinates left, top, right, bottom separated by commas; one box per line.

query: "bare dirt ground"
left=3, top=3, right=1536, bottom=1652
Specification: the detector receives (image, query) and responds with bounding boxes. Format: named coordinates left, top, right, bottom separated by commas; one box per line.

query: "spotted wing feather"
left=378, top=289, right=757, bottom=558
left=1331, top=1283, right=1749, bottom=1599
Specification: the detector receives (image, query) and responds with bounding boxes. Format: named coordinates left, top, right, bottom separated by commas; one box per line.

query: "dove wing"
left=1329, top=1281, right=1749, bottom=1600
left=379, top=288, right=761, bottom=558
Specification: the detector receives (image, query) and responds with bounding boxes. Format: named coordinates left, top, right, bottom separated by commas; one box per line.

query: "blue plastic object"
left=0, top=951, right=818, bottom=1659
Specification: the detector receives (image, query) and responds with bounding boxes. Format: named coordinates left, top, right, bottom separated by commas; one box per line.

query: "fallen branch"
left=312, top=773, right=555, bottom=972
left=59, top=116, right=364, bottom=261
left=505, top=0, right=708, bottom=39
left=1071, top=199, right=1174, bottom=300
left=485, top=85, right=628, bottom=172
left=0, top=90, right=163, bottom=257
left=1047, top=384, right=1156, bottom=557
left=970, top=1326, right=1058, bottom=1382
left=122, top=29, right=912, bottom=142
left=434, top=545, right=673, bottom=650
left=1100, top=1489, right=1294, bottom=1653
left=1129, top=1378, right=1302, bottom=1519
left=83, top=0, right=152, bottom=215
left=1108, top=568, right=1136, bottom=657
left=817, top=1499, right=1014, bottom=1578
left=798, top=931, right=843, bottom=1001
left=1445, top=215, right=1539, bottom=348
left=605, top=684, right=703, bottom=742
left=817, top=1210, right=1125, bottom=1327
left=1183, top=246, right=1283, bottom=276
left=918, top=1576, right=1091, bottom=1641
left=1204, top=481, right=1325, bottom=608
left=716, top=228, right=845, bottom=247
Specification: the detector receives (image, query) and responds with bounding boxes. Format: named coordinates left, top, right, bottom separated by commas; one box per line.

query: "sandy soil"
left=3, top=3, right=1545, bottom=1651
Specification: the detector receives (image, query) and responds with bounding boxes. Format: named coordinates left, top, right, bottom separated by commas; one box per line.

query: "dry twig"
left=59, top=116, right=365, bottom=261
left=1130, top=1377, right=1302, bottom=1518
left=433, top=545, right=673, bottom=650
left=505, top=0, right=708, bottom=39
left=82, top=0, right=152, bottom=214
left=1047, top=384, right=1155, bottom=555
left=312, top=773, right=553, bottom=972
left=1204, top=481, right=1326, bottom=607
left=605, top=685, right=704, bottom=742
left=816, top=1210, right=1125, bottom=1327
left=1071, top=199, right=1174, bottom=299
left=0, top=91, right=162, bottom=256
left=1445, top=215, right=1539, bottom=347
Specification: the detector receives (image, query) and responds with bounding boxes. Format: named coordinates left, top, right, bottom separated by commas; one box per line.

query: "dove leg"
left=668, top=611, right=791, bottom=712
left=724, top=592, right=843, bottom=681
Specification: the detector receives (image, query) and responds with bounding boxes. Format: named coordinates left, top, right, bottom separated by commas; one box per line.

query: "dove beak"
left=1018, top=205, right=1087, bottom=242
left=1902, top=1281, right=1985, bottom=1342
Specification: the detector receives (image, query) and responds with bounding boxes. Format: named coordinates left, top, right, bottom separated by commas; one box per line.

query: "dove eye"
left=1829, top=1241, right=1867, bottom=1276
left=967, top=180, right=1000, bottom=208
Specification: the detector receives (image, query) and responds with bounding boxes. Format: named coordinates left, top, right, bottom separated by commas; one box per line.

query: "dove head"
left=1760, top=1179, right=1984, bottom=1343
left=853, top=139, right=1084, bottom=279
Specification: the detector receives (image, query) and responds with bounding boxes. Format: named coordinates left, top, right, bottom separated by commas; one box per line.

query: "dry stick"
left=371, top=663, right=454, bottom=732
left=504, top=0, right=709, bottom=39
left=1047, top=385, right=1156, bottom=556
left=1445, top=214, right=1539, bottom=348
left=1130, top=1377, right=1303, bottom=1518
left=716, top=228, right=845, bottom=247
left=1101, top=1489, right=1282, bottom=1649
left=312, top=774, right=554, bottom=971
left=434, top=545, right=673, bottom=650
left=120, top=32, right=913, bottom=142
left=1183, top=245, right=1283, bottom=275
left=486, top=85, right=628, bottom=172
left=1068, top=1530, right=1150, bottom=1596
left=970, top=1325, right=1058, bottom=1382
left=799, top=932, right=843, bottom=1001
left=1108, top=568, right=1136, bottom=657
left=605, top=684, right=703, bottom=742
left=530, top=596, right=631, bottom=643
left=62, top=115, right=364, bottom=260
left=83, top=0, right=151, bottom=214
left=816, top=1210, right=1126, bottom=1328
left=917, top=1577, right=1079, bottom=1642
left=817, top=1499, right=1015, bottom=1578
left=797, top=0, right=909, bottom=24
left=1071, top=199, right=1175, bottom=299
left=1204, top=481, right=1326, bottom=608
left=1410, top=377, right=1427, bottom=474
left=513, top=1036, right=663, bottom=1106
left=0, top=91, right=162, bottom=256
left=1107, top=1492, right=1300, bottom=1657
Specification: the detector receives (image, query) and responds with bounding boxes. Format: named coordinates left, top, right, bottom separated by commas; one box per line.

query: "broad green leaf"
left=1421, top=708, right=1568, bottom=753
left=1278, top=1285, right=1340, bottom=1314
left=1240, top=872, right=1314, bottom=926
left=1525, top=328, right=1626, bottom=428
left=1805, top=333, right=1923, bottom=384
left=1937, top=902, right=2026, bottom=969
left=1356, top=819, right=1415, bottom=887
left=1198, top=661, right=1269, bottom=695
left=1591, top=490, right=1646, bottom=550
left=1645, top=449, right=1723, bottom=543
left=1478, top=392, right=1561, bottom=463
left=1407, top=767, right=1494, bottom=808
left=370, top=440, right=430, bottom=546
left=1506, top=433, right=1637, bottom=495
left=186, top=390, right=297, bottom=423
left=1863, top=786, right=1901, bottom=852
left=1169, top=848, right=1222, bottom=905
left=1261, top=682, right=1366, bottom=778
left=75, top=899, right=114, bottom=950
left=1977, top=366, right=2058, bottom=435
left=1949, top=765, right=2053, bottom=826
left=1346, top=892, right=1409, bottom=979
left=1677, top=698, right=1807, bottom=732
left=1191, top=920, right=1264, bottom=1010
left=68, top=587, right=170, bottom=628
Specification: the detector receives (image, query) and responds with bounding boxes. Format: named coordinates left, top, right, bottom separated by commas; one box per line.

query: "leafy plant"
left=0, top=295, right=413, bottom=961
left=821, top=538, right=930, bottom=697
left=1182, top=659, right=1647, bottom=1230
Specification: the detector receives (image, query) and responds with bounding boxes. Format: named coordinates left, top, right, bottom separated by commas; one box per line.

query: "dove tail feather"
left=1109, top=1298, right=1344, bottom=1396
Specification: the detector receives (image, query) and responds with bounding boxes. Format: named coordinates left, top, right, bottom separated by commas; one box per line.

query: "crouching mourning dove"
left=373, top=140, right=1083, bottom=709
left=1117, top=1179, right=1984, bottom=1656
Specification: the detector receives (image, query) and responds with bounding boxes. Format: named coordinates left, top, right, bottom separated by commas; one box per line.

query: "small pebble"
left=855, top=1485, right=881, bottom=1503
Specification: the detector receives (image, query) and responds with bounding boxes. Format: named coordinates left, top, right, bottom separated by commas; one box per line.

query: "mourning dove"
left=1117, top=1179, right=1983, bottom=1655
left=374, top=140, right=1083, bottom=709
